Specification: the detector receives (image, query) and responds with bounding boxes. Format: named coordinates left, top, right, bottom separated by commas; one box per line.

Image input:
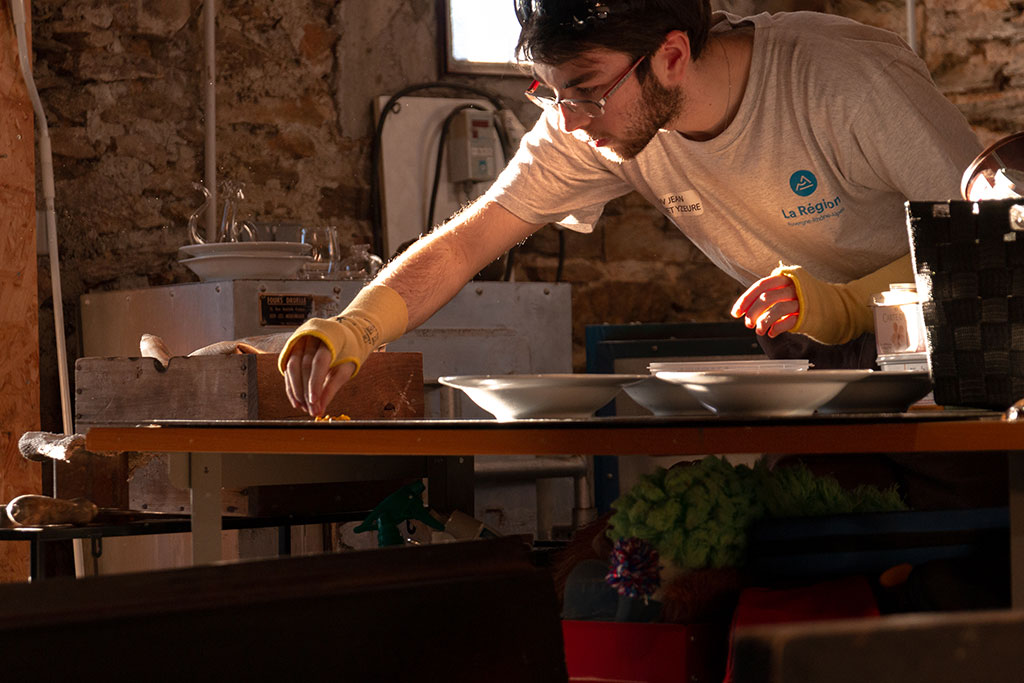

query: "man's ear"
left=652, top=30, right=692, bottom=84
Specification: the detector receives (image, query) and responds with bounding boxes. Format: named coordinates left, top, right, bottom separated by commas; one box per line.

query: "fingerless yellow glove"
left=277, top=284, right=409, bottom=377
left=773, top=254, right=913, bottom=345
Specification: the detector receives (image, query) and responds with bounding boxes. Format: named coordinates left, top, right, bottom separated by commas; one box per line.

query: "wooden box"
left=0, top=537, right=568, bottom=682
left=67, top=351, right=424, bottom=515
left=74, top=351, right=424, bottom=427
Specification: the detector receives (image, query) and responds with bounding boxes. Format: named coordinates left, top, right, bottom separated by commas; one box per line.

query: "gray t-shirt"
left=485, top=11, right=981, bottom=286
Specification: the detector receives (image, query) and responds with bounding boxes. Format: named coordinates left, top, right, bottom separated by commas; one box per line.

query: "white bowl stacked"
left=437, top=374, right=642, bottom=421
left=625, top=359, right=809, bottom=416
left=178, top=242, right=313, bottom=281
left=655, top=368, right=867, bottom=417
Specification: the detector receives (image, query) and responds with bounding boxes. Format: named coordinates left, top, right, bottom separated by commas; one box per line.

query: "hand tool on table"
left=4, top=495, right=187, bottom=527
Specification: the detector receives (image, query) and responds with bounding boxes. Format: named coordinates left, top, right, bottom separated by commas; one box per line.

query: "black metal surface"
left=86, top=409, right=1001, bottom=431
left=0, top=510, right=372, bottom=581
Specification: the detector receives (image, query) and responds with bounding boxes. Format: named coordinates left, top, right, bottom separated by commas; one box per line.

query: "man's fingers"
left=283, top=337, right=309, bottom=410
left=306, top=344, right=335, bottom=413
left=766, top=306, right=800, bottom=337
left=310, top=362, right=357, bottom=417
left=731, top=275, right=800, bottom=337
left=755, top=299, right=799, bottom=336
left=751, top=285, right=796, bottom=318
left=731, top=275, right=795, bottom=317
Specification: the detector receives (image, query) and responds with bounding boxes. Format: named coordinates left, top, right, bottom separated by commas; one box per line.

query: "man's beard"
left=600, top=75, right=683, bottom=162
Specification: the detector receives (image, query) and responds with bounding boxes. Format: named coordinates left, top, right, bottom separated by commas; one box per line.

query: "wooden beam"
left=85, top=418, right=1024, bottom=457
left=733, top=609, right=1024, bottom=683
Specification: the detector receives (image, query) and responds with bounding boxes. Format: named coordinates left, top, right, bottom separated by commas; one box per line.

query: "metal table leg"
left=278, top=525, right=291, bottom=556
left=189, top=452, right=223, bottom=565
left=1009, top=450, right=1024, bottom=609
left=29, top=537, right=41, bottom=582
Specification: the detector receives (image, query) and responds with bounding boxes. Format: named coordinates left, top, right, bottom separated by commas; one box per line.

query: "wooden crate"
left=75, top=351, right=424, bottom=427
left=68, top=351, right=424, bottom=514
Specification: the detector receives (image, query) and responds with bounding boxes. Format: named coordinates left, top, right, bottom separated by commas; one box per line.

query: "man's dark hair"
left=516, top=0, right=712, bottom=72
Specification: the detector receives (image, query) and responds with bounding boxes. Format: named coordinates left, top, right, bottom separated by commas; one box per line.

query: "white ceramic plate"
left=178, top=241, right=313, bottom=259
left=655, top=370, right=868, bottom=417
left=179, top=253, right=312, bottom=281
left=622, top=375, right=712, bottom=416
left=437, top=374, right=643, bottom=421
left=817, top=371, right=933, bottom=414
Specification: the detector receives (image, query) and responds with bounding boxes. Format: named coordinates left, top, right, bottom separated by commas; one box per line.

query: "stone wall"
left=28, top=0, right=1024, bottom=429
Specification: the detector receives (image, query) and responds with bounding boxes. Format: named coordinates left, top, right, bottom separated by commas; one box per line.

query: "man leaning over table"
left=278, top=0, right=980, bottom=421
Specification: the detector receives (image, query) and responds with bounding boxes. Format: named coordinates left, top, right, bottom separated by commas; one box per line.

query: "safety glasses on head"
left=515, top=0, right=628, bottom=30
left=524, top=55, right=644, bottom=118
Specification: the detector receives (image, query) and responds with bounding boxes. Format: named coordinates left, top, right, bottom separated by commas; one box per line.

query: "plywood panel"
left=0, top=0, right=41, bottom=583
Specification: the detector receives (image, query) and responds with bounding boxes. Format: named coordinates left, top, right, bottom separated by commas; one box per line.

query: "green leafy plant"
left=607, top=457, right=906, bottom=571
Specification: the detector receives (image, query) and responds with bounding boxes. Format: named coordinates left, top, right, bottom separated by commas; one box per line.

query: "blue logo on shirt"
left=789, top=170, right=818, bottom=197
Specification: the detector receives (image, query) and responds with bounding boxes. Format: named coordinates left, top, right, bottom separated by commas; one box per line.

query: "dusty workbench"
left=83, top=410, right=1024, bottom=607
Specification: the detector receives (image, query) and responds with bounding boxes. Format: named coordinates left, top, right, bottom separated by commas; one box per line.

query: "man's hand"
left=283, top=336, right=356, bottom=417
left=731, top=274, right=800, bottom=337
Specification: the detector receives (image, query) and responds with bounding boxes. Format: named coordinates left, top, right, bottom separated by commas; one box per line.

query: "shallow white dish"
left=622, top=375, right=712, bottom=416
left=178, top=241, right=313, bottom=259
left=180, top=253, right=311, bottom=281
left=817, top=371, right=933, bottom=414
left=655, top=369, right=867, bottom=417
left=437, top=374, right=642, bottom=421
left=648, top=359, right=809, bottom=374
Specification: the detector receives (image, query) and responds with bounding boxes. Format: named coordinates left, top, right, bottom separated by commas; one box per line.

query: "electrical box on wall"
left=375, top=96, right=503, bottom=258
left=447, top=109, right=499, bottom=184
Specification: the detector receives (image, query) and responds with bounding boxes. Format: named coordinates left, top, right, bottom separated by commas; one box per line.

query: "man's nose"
left=559, top=104, right=590, bottom=133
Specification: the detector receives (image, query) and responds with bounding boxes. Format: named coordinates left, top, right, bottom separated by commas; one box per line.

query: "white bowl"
left=655, top=370, right=867, bottom=417
left=622, top=375, right=712, bottom=416
left=437, top=374, right=642, bottom=421
left=178, top=241, right=313, bottom=258
left=180, top=253, right=312, bottom=281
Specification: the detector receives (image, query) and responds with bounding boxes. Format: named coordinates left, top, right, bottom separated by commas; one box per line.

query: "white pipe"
left=11, top=0, right=73, bottom=442
left=12, top=0, right=82, bottom=576
left=204, top=0, right=217, bottom=240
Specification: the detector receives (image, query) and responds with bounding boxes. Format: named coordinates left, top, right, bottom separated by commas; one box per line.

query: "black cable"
left=555, top=228, right=566, bottom=282
left=427, top=104, right=486, bottom=234
left=502, top=245, right=517, bottom=281
left=370, top=82, right=509, bottom=259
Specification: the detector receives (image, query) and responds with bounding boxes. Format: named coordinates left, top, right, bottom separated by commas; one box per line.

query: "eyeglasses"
left=525, top=56, right=644, bottom=118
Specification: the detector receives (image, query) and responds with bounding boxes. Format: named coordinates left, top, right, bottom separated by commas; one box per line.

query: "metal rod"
left=203, top=0, right=217, bottom=240
left=906, top=0, right=917, bottom=54
left=473, top=455, right=587, bottom=481
left=474, top=455, right=595, bottom=535
left=573, top=456, right=597, bottom=529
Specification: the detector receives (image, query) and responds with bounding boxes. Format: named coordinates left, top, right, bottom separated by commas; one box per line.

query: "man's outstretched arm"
left=280, top=199, right=543, bottom=416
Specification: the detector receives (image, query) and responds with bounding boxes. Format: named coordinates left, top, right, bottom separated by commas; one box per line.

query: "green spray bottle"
left=354, top=481, right=445, bottom=547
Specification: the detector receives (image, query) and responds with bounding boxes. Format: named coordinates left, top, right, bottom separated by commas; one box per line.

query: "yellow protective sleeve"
left=772, top=254, right=914, bottom=345
left=277, top=284, right=409, bottom=377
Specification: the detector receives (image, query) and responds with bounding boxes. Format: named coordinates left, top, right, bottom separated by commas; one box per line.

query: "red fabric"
left=723, top=576, right=879, bottom=682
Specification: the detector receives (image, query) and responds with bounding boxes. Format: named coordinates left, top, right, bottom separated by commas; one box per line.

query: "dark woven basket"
left=906, top=199, right=1024, bottom=410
